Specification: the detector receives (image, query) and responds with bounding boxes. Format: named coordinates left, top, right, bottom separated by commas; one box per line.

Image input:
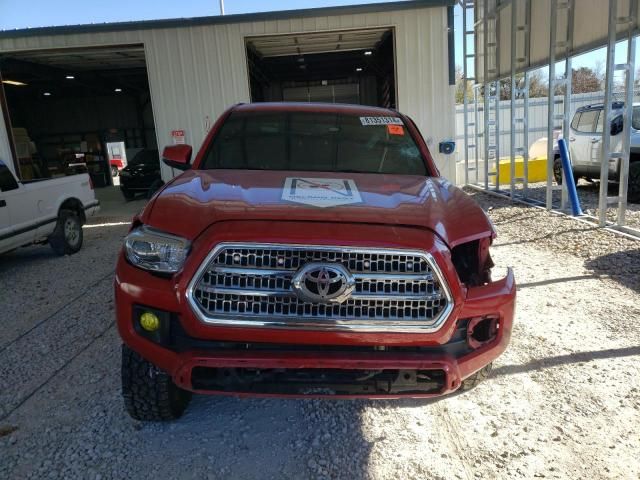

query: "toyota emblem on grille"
left=292, top=263, right=355, bottom=303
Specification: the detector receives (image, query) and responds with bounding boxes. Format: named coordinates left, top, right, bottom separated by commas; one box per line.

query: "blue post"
left=557, top=138, right=583, bottom=216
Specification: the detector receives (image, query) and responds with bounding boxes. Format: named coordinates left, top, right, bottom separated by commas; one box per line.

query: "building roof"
left=0, top=0, right=455, bottom=39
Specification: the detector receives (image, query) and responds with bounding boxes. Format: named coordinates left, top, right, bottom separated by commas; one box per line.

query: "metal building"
left=0, top=0, right=457, bottom=183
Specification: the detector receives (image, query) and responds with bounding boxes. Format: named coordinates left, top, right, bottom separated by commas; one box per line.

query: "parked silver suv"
left=554, top=101, right=640, bottom=203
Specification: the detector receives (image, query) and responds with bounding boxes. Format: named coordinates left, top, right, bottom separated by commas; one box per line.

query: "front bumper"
left=115, top=221, right=516, bottom=398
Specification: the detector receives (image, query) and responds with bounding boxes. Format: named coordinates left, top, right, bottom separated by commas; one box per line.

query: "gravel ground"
left=512, top=180, right=640, bottom=231
left=1, top=188, right=639, bottom=479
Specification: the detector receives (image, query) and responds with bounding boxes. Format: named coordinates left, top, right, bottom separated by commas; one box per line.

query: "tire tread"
left=121, top=345, right=191, bottom=421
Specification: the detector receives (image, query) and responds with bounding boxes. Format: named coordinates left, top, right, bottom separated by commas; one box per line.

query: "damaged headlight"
left=124, top=225, right=190, bottom=273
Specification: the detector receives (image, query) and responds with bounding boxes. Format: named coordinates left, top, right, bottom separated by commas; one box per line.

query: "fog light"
left=140, top=312, right=160, bottom=332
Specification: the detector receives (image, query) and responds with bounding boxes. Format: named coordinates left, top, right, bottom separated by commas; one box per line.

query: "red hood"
left=142, top=170, right=493, bottom=248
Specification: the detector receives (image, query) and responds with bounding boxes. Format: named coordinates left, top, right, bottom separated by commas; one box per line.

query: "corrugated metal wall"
left=454, top=90, right=635, bottom=162
left=0, top=5, right=456, bottom=181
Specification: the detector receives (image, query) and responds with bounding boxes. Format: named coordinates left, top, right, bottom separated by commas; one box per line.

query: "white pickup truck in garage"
left=0, top=159, right=100, bottom=256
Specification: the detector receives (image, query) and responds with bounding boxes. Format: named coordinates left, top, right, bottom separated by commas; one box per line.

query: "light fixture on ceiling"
left=364, top=50, right=373, bottom=56
left=2, top=79, right=27, bottom=86
left=114, top=88, right=122, bottom=92
left=356, top=67, right=363, bottom=72
left=65, top=75, right=75, bottom=80
left=43, top=92, right=51, bottom=96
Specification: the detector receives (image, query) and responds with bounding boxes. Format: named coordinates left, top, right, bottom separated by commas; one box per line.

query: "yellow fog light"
left=139, top=312, right=160, bottom=332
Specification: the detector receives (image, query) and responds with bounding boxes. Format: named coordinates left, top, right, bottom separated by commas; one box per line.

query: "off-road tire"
left=49, top=209, right=83, bottom=255
left=460, top=362, right=493, bottom=391
left=553, top=156, right=579, bottom=186
left=121, top=187, right=135, bottom=201
left=121, top=344, right=191, bottom=421
left=147, top=179, right=164, bottom=199
left=628, top=162, right=640, bottom=204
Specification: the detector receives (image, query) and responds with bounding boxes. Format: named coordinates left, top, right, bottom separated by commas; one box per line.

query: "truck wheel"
left=628, top=162, right=640, bottom=204
left=553, top=156, right=578, bottom=186
left=111, top=165, right=119, bottom=177
left=121, top=344, right=191, bottom=421
left=121, top=187, right=135, bottom=201
left=147, top=179, right=164, bottom=199
left=49, top=209, right=83, bottom=255
left=460, top=362, right=493, bottom=391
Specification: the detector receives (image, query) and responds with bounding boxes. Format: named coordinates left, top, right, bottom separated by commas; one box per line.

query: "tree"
left=571, top=67, right=602, bottom=93
left=454, top=65, right=473, bottom=104
left=497, top=71, right=549, bottom=100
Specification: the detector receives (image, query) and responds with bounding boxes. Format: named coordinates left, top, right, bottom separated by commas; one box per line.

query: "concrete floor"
left=93, top=186, right=148, bottom=221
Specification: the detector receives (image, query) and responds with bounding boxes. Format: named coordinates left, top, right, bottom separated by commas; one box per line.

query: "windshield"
left=129, top=149, right=158, bottom=166
left=200, top=111, right=428, bottom=175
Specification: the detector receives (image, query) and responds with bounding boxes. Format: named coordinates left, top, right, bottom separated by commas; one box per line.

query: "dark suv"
left=119, top=149, right=164, bottom=200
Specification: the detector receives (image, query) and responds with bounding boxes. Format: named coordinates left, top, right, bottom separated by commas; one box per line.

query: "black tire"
left=49, top=209, right=83, bottom=256
left=111, top=165, right=119, bottom=177
left=121, top=344, right=191, bottom=421
left=147, top=179, right=164, bottom=199
left=460, top=362, right=493, bottom=391
left=553, top=156, right=579, bottom=186
left=628, top=162, right=640, bottom=204
left=121, top=187, right=135, bottom=201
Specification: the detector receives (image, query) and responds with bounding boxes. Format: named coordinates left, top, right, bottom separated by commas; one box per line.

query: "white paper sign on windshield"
left=359, top=116, right=403, bottom=126
left=282, top=177, right=362, bottom=208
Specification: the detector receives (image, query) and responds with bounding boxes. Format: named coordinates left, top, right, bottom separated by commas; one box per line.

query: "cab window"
left=571, top=112, right=581, bottom=130
left=0, top=160, right=19, bottom=192
left=632, top=106, right=640, bottom=130
left=574, top=109, right=598, bottom=133
left=595, top=110, right=604, bottom=133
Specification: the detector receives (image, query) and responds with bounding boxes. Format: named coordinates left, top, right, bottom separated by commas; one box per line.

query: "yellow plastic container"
left=490, top=156, right=548, bottom=183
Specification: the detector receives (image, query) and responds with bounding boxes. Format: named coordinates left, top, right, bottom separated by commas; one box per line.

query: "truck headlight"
left=124, top=226, right=190, bottom=273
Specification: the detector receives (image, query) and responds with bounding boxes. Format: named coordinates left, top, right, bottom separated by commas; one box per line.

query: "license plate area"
left=191, top=367, right=446, bottom=395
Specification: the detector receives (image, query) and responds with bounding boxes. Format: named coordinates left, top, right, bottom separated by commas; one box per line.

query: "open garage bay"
left=0, top=190, right=638, bottom=479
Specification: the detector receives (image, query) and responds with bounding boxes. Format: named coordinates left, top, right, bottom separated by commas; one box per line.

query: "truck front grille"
left=187, top=244, right=453, bottom=332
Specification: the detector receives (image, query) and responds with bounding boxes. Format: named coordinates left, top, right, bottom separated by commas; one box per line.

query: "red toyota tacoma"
left=115, top=103, right=515, bottom=421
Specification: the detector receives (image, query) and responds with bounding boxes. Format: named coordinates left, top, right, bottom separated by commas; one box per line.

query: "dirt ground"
left=0, top=188, right=638, bottom=479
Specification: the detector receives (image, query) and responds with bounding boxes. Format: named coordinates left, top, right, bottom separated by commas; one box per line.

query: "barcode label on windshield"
left=359, top=116, right=403, bottom=126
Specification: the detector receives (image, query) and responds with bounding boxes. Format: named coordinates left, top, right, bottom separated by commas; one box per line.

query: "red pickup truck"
left=115, top=103, right=515, bottom=421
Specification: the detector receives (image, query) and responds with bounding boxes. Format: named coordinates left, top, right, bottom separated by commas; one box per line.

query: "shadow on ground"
left=492, top=345, right=640, bottom=378
left=585, top=248, right=640, bottom=292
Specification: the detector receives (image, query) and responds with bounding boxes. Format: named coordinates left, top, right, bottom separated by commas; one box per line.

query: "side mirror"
left=611, top=115, right=623, bottom=136
left=162, top=145, right=192, bottom=170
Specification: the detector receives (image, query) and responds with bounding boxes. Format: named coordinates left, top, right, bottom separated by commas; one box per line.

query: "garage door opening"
left=0, top=45, right=157, bottom=187
left=246, top=28, right=396, bottom=108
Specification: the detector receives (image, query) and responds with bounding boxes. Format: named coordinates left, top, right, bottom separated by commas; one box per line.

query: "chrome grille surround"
left=186, top=243, right=454, bottom=332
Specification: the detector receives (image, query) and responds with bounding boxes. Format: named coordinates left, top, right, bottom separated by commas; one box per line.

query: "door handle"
left=569, top=137, right=576, bottom=142
left=0, top=200, right=6, bottom=208
left=591, top=138, right=601, bottom=143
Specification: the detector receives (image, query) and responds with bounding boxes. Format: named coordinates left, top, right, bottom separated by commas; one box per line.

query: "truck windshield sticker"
left=387, top=125, right=405, bottom=135
left=359, top=116, right=403, bottom=126
left=282, top=177, right=363, bottom=208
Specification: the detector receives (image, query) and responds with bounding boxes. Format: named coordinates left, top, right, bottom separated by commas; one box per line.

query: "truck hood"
left=142, top=170, right=493, bottom=248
